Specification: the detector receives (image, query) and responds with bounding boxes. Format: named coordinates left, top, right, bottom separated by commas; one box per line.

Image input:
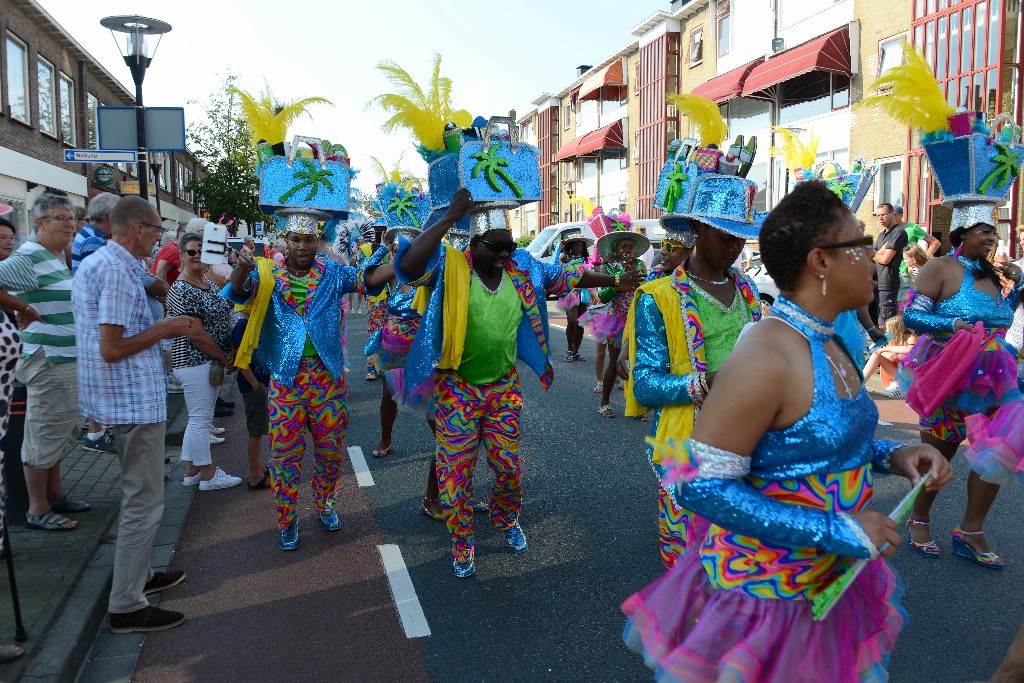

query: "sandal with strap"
left=592, top=381, right=603, bottom=394
left=419, top=498, right=444, bottom=521
left=598, top=404, right=615, bottom=418
left=952, top=528, right=1004, bottom=570
left=907, top=519, right=940, bottom=557
left=49, top=495, right=91, bottom=513
left=372, top=444, right=392, bottom=459
left=564, top=351, right=575, bottom=363
left=25, top=510, right=76, bottom=531
left=573, top=352, right=587, bottom=362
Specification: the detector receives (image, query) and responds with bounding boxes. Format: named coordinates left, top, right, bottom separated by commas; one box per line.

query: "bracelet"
left=614, top=274, right=621, bottom=288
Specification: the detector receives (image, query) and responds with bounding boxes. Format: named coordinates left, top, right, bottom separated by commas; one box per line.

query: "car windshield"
left=526, top=226, right=560, bottom=255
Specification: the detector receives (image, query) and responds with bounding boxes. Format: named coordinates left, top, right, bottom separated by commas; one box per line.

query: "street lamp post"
left=150, top=161, right=162, bottom=217
left=100, top=15, right=172, bottom=201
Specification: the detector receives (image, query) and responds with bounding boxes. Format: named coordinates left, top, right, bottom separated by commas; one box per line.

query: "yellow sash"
left=232, top=257, right=275, bottom=369
left=438, top=245, right=471, bottom=369
left=624, top=278, right=696, bottom=444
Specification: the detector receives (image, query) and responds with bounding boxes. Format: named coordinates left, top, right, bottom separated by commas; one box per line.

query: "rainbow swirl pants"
left=657, top=487, right=688, bottom=571
left=267, top=355, right=348, bottom=529
left=434, top=367, right=523, bottom=562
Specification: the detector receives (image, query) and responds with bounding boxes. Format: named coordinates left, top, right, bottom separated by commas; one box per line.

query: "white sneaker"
left=199, top=467, right=242, bottom=491
left=883, top=382, right=903, bottom=398
left=209, top=426, right=226, bottom=435
left=183, top=472, right=202, bottom=487
left=209, top=434, right=226, bottom=445
left=167, top=376, right=184, bottom=394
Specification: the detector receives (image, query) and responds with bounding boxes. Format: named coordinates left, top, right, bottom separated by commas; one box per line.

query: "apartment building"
left=0, top=0, right=204, bottom=243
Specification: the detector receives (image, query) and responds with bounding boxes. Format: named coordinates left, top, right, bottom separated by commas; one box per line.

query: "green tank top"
left=458, top=271, right=522, bottom=384
left=691, top=282, right=752, bottom=372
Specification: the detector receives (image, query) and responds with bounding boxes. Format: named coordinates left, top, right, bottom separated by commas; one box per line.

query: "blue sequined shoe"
left=317, top=508, right=340, bottom=532
left=504, top=522, right=528, bottom=553
left=278, top=519, right=299, bottom=551
left=952, top=528, right=1004, bottom=570
left=452, top=551, right=475, bottom=578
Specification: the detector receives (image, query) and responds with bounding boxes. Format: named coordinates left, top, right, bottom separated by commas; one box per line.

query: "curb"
left=2, top=395, right=191, bottom=682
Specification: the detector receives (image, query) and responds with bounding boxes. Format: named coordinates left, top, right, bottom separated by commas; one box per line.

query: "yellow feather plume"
left=366, top=54, right=473, bottom=154
left=567, top=195, right=596, bottom=219
left=857, top=41, right=953, bottom=135
left=768, top=127, right=820, bottom=174
left=230, top=81, right=333, bottom=146
left=668, top=94, right=729, bottom=148
left=369, top=153, right=424, bottom=190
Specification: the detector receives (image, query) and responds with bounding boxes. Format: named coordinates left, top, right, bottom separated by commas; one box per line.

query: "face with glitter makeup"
left=960, top=223, right=998, bottom=260
left=820, top=208, right=875, bottom=308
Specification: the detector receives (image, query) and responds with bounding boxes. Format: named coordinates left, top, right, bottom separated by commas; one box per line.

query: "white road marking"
left=347, top=445, right=375, bottom=487
left=878, top=420, right=892, bottom=426
left=378, top=544, right=431, bottom=639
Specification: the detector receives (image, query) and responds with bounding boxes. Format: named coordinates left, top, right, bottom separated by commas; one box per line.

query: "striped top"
left=0, top=242, right=75, bottom=361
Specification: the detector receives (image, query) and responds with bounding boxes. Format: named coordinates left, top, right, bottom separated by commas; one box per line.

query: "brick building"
left=0, top=0, right=204, bottom=244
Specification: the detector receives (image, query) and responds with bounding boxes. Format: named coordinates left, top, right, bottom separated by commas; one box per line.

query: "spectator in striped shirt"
left=71, top=192, right=119, bottom=274
left=0, top=193, right=87, bottom=531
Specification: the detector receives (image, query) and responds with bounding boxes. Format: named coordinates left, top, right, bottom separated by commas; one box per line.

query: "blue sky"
left=38, top=0, right=659, bottom=194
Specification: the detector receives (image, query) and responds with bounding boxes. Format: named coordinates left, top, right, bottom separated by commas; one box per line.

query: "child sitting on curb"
left=862, top=313, right=918, bottom=397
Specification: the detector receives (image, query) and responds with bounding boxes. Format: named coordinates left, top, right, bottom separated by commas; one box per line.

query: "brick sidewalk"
left=0, top=393, right=190, bottom=682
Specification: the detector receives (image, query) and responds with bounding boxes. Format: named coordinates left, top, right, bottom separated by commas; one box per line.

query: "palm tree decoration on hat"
left=978, top=143, right=1023, bottom=193
left=662, top=163, right=689, bottom=212
left=231, top=80, right=333, bottom=158
left=386, top=189, right=424, bottom=227
left=367, top=54, right=473, bottom=162
left=469, top=145, right=524, bottom=197
left=279, top=159, right=336, bottom=202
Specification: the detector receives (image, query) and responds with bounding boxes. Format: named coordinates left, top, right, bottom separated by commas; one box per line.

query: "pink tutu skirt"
left=378, top=317, right=418, bottom=372
left=621, top=552, right=906, bottom=683
left=896, top=333, right=1021, bottom=414
left=591, top=310, right=626, bottom=346
left=555, top=291, right=581, bottom=311
left=385, top=368, right=436, bottom=416
left=965, top=401, right=1024, bottom=484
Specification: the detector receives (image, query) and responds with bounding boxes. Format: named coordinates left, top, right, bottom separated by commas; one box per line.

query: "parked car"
left=524, top=221, right=597, bottom=264
left=744, top=256, right=779, bottom=304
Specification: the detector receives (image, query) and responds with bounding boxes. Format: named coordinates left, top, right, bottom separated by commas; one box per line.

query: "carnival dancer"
left=621, top=180, right=952, bottom=683
left=858, top=45, right=1024, bottom=567
left=364, top=219, right=389, bottom=381
left=395, top=189, right=640, bottom=577
left=624, top=173, right=762, bottom=570
left=593, top=216, right=648, bottom=418
left=554, top=233, right=593, bottom=363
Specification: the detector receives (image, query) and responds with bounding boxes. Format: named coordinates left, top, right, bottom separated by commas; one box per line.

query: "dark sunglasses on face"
left=479, top=237, right=517, bottom=254
left=818, top=236, right=875, bottom=250
left=183, top=248, right=201, bottom=256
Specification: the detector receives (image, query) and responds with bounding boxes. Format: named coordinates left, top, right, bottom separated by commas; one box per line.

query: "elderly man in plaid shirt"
left=74, top=196, right=198, bottom=634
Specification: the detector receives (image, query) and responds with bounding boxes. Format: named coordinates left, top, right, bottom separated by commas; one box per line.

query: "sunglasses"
left=818, top=236, right=875, bottom=250
left=478, top=237, right=517, bottom=254
left=662, top=240, right=690, bottom=254
left=184, top=248, right=201, bottom=256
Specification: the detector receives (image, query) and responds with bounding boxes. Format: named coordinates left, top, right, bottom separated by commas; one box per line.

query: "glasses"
left=183, top=248, right=201, bottom=256
left=43, top=215, right=76, bottom=223
left=818, top=236, right=875, bottom=250
left=662, top=239, right=689, bottom=254
left=139, top=222, right=163, bottom=232
left=478, top=237, right=517, bottom=254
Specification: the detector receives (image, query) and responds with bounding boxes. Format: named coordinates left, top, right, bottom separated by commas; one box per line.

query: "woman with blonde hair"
left=903, top=243, right=930, bottom=282
left=862, top=314, right=918, bottom=397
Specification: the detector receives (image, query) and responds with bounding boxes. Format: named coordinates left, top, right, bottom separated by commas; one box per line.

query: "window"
left=632, top=130, right=640, bottom=164
left=58, top=74, right=75, bottom=145
left=563, top=103, right=571, bottom=130
left=878, top=36, right=906, bottom=78
left=5, top=36, right=29, bottom=123
left=86, top=94, right=99, bottom=148
left=876, top=158, right=904, bottom=209
left=719, top=97, right=770, bottom=139
left=777, top=72, right=850, bottom=125
left=716, top=0, right=731, bottom=57
left=601, top=151, right=627, bottom=174
left=37, top=57, right=55, bottom=136
left=689, top=26, right=704, bottom=66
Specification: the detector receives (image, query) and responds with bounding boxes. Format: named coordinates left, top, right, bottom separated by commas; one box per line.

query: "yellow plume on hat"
left=668, top=93, right=729, bottom=148
left=857, top=41, right=954, bottom=135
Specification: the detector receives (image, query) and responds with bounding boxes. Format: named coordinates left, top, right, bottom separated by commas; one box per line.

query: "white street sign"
left=64, top=149, right=137, bottom=164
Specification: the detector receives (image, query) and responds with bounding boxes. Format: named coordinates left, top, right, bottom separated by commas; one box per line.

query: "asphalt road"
left=127, top=307, right=1023, bottom=683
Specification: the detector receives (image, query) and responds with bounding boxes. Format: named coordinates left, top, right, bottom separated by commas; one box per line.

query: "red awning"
left=554, top=120, right=624, bottom=161
left=741, top=26, right=851, bottom=97
left=690, top=58, right=765, bottom=103
left=579, top=60, right=625, bottom=101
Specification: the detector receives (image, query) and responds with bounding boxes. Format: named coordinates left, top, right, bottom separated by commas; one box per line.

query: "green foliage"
left=185, top=73, right=269, bottom=235
left=516, top=234, right=534, bottom=248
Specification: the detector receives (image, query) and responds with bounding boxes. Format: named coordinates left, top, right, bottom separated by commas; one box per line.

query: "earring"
left=819, top=273, right=827, bottom=296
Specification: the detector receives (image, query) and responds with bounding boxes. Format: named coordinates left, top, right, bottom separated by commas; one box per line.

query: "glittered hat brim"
left=560, top=236, right=595, bottom=247
left=689, top=212, right=765, bottom=241
left=659, top=214, right=693, bottom=236
left=596, top=232, right=651, bottom=261
left=949, top=203, right=998, bottom=235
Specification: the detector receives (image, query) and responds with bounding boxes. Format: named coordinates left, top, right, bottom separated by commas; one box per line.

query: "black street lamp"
left=100, top=15, right=172, bottom=201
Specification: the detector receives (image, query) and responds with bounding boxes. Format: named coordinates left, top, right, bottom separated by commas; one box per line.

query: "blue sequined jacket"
left=393, top=237, right=585, bottom=395
left=221, top=247, right=387, bottom=387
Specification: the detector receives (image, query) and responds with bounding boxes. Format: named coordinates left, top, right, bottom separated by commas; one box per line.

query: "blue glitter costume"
left=622, top=297, right=907, bottom=683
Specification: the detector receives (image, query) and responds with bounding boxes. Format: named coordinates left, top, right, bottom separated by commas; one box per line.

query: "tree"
left=185, top=73, right=267, bottom=235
